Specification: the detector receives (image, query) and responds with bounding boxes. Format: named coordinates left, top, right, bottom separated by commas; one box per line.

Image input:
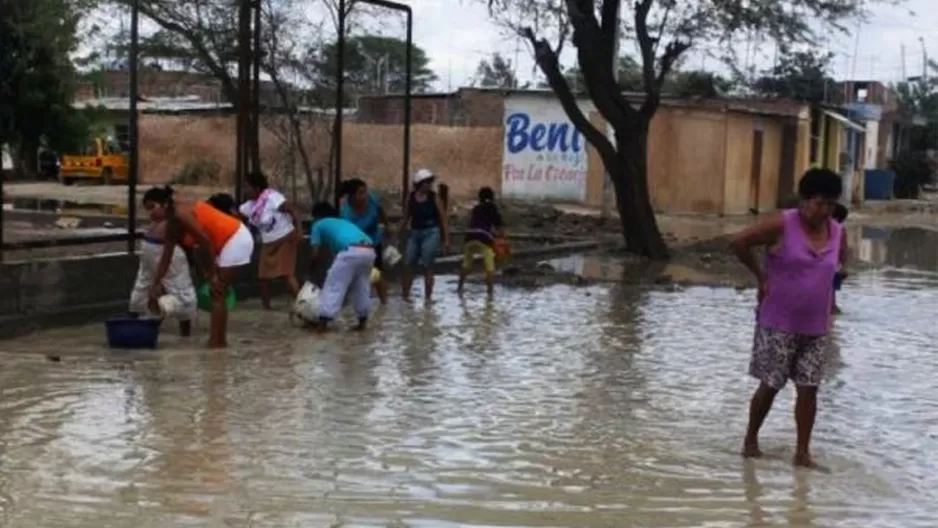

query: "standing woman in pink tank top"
left=730, top=168, right=848, bottom=469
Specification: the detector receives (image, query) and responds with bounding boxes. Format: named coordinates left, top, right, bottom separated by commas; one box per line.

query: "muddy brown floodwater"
left=1, top=227, right=938, bottom=527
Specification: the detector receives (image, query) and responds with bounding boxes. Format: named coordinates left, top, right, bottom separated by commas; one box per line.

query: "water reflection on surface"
left=1, top=266, right=938, bottom=526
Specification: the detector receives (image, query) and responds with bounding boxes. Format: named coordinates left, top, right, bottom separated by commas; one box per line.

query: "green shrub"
left=889, top=150, right=936, bottom=199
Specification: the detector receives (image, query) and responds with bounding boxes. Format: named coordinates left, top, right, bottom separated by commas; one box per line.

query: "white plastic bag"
left=292, top=281, right=320, bottom=325
left=382, top=245, right=402, bottom=267
left=157, top=294, right=183, bottom=318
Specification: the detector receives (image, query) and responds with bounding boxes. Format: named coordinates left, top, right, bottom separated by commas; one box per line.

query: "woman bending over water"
left=129, top=219, right=197, bottom=335
left=731, top=168, right=847, bottom=469
left=143, top=186, right=255, bottom=348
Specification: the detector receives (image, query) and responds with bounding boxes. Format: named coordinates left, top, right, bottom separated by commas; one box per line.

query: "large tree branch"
left=522, top=28, right=616, bottom=163
left=563, top=0, right=636, bottom=125
left=641, top=40, right=690, bottom=118
left=134, top=2, right=239, bottom=102
left=635, top=0, right=656, bottom=101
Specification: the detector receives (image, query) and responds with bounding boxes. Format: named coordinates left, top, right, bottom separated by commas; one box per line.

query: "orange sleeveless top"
left=181, top=201, right=242, bottom=255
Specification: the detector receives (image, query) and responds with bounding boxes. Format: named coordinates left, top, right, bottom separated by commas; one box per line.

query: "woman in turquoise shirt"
left=309, top=202, right=375, bottom=332
left=340, top=178, right=390, bottom=304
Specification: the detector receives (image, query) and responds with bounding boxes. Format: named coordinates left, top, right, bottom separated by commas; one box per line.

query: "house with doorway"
left=357, top=88, right=841, bottom=215
left=804, top=105, right=866, bottom=203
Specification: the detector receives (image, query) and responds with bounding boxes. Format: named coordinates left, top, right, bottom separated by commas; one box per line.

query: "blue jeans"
left=404, top=227, right=441, bottom=269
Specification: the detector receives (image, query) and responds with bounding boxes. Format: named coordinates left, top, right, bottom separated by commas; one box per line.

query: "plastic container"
left=493, top=237, right=511, bottom=262
left=196, top=283, right=237, bottom=312
left=864, top=169, right=896, bottom=201
left=106, top=318, right=161, bottom=349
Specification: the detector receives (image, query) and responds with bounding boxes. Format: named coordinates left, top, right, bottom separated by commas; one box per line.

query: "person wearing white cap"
left=398, top=168, right=449, bottom=301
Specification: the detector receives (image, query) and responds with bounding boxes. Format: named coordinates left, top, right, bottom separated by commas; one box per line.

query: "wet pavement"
left=0, top=228, right=937, bottom=526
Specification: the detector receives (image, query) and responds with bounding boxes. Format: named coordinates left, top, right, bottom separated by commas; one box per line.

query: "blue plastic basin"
left=105, top=318, right=161, bottom=349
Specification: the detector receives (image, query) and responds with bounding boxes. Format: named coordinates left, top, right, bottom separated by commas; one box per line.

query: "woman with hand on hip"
left=731, top=168, right=847, bottom=468
left=238, top=171, right=301, bottom=309
left=143, top=186, right=255, bottom=348
left=398, top=168, right=449, bottom=302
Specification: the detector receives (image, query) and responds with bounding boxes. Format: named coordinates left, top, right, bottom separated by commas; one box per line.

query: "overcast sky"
left=87, top=0, right=937, bottom=93
left=405, top=0, right=937, bottom=91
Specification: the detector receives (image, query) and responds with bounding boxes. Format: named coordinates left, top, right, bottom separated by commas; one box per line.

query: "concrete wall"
left=647, top=107, right=727, bottom=214
left=140, top=98, right=805, bottom=215
left=644, top=107, right=788, bottom=215
left=0, top=246, right=323, bottom=340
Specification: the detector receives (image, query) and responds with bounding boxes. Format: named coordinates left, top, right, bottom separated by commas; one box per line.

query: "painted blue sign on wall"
left=505, top=112, right=584, bottom=155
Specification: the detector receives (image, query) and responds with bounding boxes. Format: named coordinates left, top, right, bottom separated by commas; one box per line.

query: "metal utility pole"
left=333, top=0, right=412, bottom=208
left=920, top=37, right=928, bottom=84
left=235, top=0, right=252, bottom=201
left=127, top=0, right=140, bottom=254
left=333, top=0, right=346, bottom=208
left=600, top=2, right=621, bottom=219
left=251, top=0, right=262, bottom=174
left=901, top=43, right=907, bottom=81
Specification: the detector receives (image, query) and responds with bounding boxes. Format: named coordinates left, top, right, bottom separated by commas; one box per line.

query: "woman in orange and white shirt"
left=143, top=186, right=255, bottom=348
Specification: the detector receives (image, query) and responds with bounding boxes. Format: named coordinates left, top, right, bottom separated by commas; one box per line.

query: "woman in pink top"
left=730, top=168, right=848, bottom=469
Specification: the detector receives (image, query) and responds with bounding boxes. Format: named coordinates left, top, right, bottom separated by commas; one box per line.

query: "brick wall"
left=357, top=89, right=505, bottom=127
left=90, top=69, right=279, bottom=105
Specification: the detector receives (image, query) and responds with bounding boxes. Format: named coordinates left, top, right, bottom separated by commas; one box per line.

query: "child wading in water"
left=831, top=203, right=848, bottom=314
left=731, top=168, right=847, bottom=469
left=457, top=187, right=504, bottom=297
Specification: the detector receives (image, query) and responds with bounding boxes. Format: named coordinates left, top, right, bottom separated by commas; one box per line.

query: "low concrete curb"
left=0, top=238, right=602, bottom=340
left=434, top=239, right=601, bottom=273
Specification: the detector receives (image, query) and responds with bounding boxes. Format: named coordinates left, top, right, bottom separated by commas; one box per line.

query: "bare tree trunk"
left=611, top=124, right=669, bottom=259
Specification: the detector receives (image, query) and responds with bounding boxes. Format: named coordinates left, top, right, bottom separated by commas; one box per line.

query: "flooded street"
left=2, top=230, right=938, bottom=526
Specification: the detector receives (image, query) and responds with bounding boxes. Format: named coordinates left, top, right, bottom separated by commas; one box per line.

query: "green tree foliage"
left=473, top=53, right=518, bottom=89
left=752, top=50, right=835, bottom=103
left=0, top=0, right=99, bottom=174
left=483, top=0, right=886, bottom=258
left=890, top=150, right=935, bottom=199
left=893, top=70, right=938, bottom=151
left=540, top=59, right=734, bottom=97
left=313, top=35, right=438, bottom=101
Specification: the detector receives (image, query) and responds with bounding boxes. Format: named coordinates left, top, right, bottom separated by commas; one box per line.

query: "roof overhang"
left=822, top=110, right=865, bottom=133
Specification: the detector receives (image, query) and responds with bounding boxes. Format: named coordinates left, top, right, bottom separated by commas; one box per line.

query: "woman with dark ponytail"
left=142, top=185, right=254, bottom=348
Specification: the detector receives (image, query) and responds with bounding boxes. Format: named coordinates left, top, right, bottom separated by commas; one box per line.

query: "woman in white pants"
left=308, top=201, right=376, bottom=332
left=129, top=220, right=197, bottom=335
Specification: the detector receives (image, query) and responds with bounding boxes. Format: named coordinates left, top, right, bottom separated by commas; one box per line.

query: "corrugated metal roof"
left=73, top=97, right=357, bottom=116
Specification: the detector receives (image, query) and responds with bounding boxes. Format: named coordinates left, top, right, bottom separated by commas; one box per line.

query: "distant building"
left=75, top=68, right=282, bottom=107
left=834, top=80, right=926, bottom=168
left=358, top=88, right=506, bottom=127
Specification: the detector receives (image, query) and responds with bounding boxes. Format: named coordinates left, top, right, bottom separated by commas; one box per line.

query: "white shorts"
left=216, top=224, right=255, bottom=268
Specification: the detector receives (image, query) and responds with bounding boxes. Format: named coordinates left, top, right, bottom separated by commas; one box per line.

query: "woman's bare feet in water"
left=741, top=442, right=763, bottom=458
left=792, top=452, right=829, bottom=471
